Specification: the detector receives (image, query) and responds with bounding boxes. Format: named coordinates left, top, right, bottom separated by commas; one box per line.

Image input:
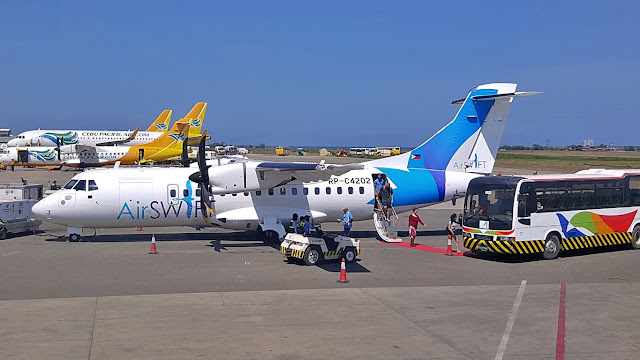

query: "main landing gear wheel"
left=69, top=233, right=81, bottom=242
left=264, top=230, right=279, bottom=243
left=303, top=246, right=323, bottom=266
left=631, top=227, right=640, bottom=250
left=543, top=234, right=561, bottom=260
left=343, top=247, right=356, bottom=263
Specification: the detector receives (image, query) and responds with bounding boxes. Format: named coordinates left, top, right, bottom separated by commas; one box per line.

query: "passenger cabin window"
left=280, top=188, right=286, bottom=195
left=359, top=186, right=364, bottom=194
left=196, top=189, right=201, bottom=197
left=314, top=187, right=320, bottom=195
left=256, top=191, right=261, bottom=196
left=337, top=187, right=342, bottom=194
left=303, top=188, right=309, bottom=195
left=88, top=180, right=98, bottom=191
left=348, top=187, right=353, bottom=194
left=292, top=188, right=297, bottom=195
left=183, top=189, right=189, bottom=197
left=170, top=189, right=177, bottom=197
left=268, top=189, right=274, bottom=196
left=74, top=180, right=87, bottom=191
left=64, top=180, right=78, bottom=190
left=326, top=187, right=331, bottom=195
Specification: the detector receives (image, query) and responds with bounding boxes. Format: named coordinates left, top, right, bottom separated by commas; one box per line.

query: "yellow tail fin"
left=181, top=102, right=207, bottom=137
left=146, top=110, right=172, bottom=132
left=146, top=122, right=190, bottom=149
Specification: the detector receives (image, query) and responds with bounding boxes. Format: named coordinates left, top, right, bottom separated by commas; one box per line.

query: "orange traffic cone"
left=445, top=237, right=454, bottom=256
left=136, top=226, right=143, bottom=231
left=337, top=257, right=349, bottom=283
left=148, top=234, right=158, bottom=254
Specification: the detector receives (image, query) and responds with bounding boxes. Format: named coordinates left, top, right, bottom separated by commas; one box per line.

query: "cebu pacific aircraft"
left=32, top=83, right=541, bottom=242
left=0, top=121, right=190, bottom=168
left=7, top=102, right=207, bottom=147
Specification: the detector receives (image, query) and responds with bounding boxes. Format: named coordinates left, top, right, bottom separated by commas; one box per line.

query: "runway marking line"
left=556, top=283, right=566, bottom=360
left=388, top=241, right=464, bottom=256
left=495, top=280, right=527, bottom=360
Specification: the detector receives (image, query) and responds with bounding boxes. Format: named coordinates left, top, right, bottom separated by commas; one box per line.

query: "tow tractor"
left=280, top=226, right=360, bottom=266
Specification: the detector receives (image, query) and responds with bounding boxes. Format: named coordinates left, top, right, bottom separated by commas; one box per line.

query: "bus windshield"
left=463, top=177, right=522, bottom=230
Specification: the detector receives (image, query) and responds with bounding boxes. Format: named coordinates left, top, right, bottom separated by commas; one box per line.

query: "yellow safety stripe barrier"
left=464, top=232, right=632, bottom=255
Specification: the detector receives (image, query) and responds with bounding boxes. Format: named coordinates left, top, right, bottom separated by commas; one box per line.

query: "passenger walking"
left=378, top=182, right=394, bottom=220
left=447, top=213, right=461, bottom=253
left=373, top=174, right=386, bottom=210
left=342, top=206, right=353, bottom=237
left=408, top=208, right=425, bottom=247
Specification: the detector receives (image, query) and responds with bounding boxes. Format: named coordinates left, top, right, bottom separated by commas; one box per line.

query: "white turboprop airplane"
left=7, top=103, right=206, bottom=147
left=32, top=83, right=541, bottom=242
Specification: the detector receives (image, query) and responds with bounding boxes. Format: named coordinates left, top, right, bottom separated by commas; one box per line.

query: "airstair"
left=373, top=207, right=402, bottom=243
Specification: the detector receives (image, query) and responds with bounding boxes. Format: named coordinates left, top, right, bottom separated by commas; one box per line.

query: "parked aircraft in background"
left=7, top=102, right=206, bottom=147
left=32, top=83, right=541, bottom=242
left=1, top=122, right=190, bottom=168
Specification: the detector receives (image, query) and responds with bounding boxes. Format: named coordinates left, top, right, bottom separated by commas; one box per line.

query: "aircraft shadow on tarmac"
left=44, top=231, right=268, bottom=243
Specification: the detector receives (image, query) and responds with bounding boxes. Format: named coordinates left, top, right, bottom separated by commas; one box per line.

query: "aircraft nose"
left=32, top=198, right=52, bottom=220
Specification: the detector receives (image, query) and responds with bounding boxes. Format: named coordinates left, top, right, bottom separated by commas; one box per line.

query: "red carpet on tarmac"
left=390, top=241, right=465, bottom=256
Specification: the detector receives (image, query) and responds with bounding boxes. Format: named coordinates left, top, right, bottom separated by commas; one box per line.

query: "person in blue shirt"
left=303, top=216, right=314, bottom=236
left=373, top=174, right=386, bottom=210
left=342, top=206, right=353, bottom=237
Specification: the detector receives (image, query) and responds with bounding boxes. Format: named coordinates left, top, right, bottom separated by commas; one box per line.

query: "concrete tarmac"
left=1, top=166, right=638, bottom=359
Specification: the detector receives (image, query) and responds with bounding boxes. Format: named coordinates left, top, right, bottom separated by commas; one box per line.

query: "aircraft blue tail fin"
left=368, top=83, right=541, bottom=174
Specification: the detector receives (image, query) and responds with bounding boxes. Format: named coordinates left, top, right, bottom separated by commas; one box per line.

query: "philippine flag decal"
left=411, top=154, right=421, bottom=160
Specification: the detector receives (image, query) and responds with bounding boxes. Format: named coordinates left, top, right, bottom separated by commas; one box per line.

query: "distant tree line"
left=500, top=145, right=640, bottom=151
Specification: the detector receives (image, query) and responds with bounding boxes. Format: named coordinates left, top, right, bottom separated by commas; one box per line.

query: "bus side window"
left=625, top=175, right=640, bottom=206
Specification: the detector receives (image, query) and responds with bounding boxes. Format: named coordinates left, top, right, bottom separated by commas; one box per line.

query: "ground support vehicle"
left=462, top=170, right=640, bottom=260
left=280, top=229, right=360, bottom=265
left=0, top=199, right=42, bottom=239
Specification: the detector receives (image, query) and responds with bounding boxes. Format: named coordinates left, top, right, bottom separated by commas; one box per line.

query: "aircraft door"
left=138, top=149, right=144, bottom=161
left=17, top=150, right=29, bottom=163
left=167, top=184, right=179, bottom=205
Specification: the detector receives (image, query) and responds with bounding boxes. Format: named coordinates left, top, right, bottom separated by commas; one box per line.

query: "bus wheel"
left=543, top=235, right=561, bottom=260
left=631, top=227, right=640, bottom=250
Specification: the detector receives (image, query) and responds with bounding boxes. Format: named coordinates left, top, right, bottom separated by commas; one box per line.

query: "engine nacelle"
left=207, top=162, right=287, bottom=194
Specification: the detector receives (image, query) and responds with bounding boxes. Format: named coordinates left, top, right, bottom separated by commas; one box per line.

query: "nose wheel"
left=68, top=233, right=81, bottom=242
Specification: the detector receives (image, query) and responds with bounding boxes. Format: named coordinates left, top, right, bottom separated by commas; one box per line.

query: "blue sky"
left=1, top=1, right=638, bottom=147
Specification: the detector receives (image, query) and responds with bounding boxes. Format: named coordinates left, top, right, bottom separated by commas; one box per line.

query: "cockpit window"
left=74, top=180, right=87, bottom=191
left=88, top=180, right=98, bottom=191
left=63, top=180, right=78, bottom=189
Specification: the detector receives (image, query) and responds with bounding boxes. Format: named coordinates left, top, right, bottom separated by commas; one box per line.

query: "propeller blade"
left=200, top=184, right=212, bottom=223
left=197, top=130, right=208, bottom=171
left=181, top=136, right=189, bottom=167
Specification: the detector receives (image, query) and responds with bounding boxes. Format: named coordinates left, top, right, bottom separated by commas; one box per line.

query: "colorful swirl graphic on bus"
left=557, top=210, right=637, bottom=238
left=461, top=227, right=514, bottom=236
left=41, top=131, right=79, bottom=145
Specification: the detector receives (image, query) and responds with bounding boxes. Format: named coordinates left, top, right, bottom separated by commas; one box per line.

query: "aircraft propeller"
left=180, top=135, right=190, bottom=167
left=188, top=130, right=213, bottom=223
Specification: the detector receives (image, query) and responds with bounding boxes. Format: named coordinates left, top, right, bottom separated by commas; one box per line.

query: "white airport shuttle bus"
left=32, top=83, right=541, bottom=242
left=462, top=169, right=640, bottom=259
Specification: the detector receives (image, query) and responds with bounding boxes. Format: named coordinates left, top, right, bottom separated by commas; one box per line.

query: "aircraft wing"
left=255, top=162, right=365, bottom=184
left=95, top=127, right=140, bottom=146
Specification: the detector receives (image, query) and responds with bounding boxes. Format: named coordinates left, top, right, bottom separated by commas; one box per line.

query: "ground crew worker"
left=342, top=206, right=353, bottom=237
left=408, top=207, right=425, bottom=247
left=287, top=213, right=299, bottom=233
left=10, top=159, right=16, bottom=171
left=303, top=216, right=314, bottom=236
